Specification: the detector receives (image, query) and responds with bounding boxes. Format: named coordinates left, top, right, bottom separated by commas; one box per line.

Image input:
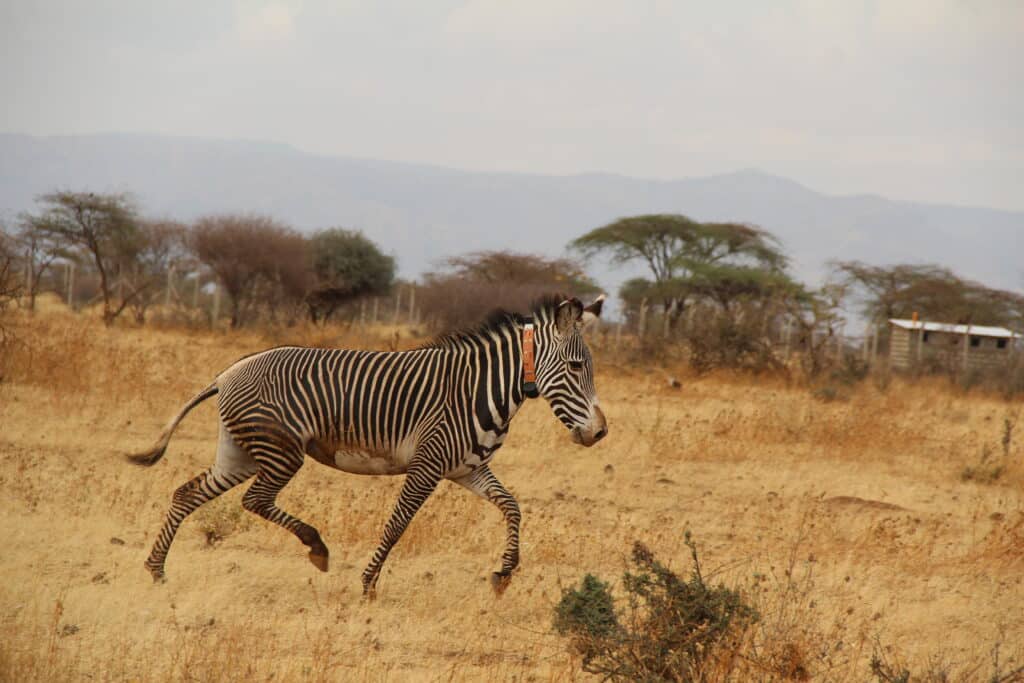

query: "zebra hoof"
left=146, top=563, right=166, bottom=584
left=362, top=587, right=377, bottom=602
left=308, top=551, right=329, bottom=573
left=490, top=571, right=512, bottom=596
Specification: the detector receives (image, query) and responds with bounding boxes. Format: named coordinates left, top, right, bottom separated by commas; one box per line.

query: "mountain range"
left=1, top=133, right=1020, bottom=306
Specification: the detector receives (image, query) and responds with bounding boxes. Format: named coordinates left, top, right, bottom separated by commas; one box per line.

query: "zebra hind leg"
left=143, top=425, right=257, bottom=582
left=451, top=465, right=522, bottom=597
left=242, top=448, right=330, bottom=572
left=143, top=466, right=253, bottom=582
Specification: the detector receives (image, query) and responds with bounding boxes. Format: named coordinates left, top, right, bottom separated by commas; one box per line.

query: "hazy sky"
left=3, top=1, right=1021, bottom=210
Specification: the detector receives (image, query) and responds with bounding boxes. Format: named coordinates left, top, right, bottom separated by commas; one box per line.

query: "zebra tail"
left=126, top=383, right=219, bottom=466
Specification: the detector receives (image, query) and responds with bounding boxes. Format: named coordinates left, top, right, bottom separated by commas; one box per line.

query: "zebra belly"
left=306, top=436, right=415, bottom=476
left=331, top=447, right=407, bottom=475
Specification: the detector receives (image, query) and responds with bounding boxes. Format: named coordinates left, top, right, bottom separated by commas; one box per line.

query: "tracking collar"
left=521, top=316, right=540, bottom=399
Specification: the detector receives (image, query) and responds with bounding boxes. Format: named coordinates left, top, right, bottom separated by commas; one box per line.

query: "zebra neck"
left=466, top=325, right=526, bottom=432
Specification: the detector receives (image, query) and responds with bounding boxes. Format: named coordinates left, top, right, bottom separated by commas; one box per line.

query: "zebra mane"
left=419, top=294, right=570, bottom=349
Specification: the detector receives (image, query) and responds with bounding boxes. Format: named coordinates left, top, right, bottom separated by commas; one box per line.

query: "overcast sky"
left=2, top=1, right=1021, bottom=210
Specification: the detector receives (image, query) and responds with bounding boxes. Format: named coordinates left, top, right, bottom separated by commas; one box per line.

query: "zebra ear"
left=555, top=297, right=584, bottom=335
left=581, top=294, right=606, bottom=328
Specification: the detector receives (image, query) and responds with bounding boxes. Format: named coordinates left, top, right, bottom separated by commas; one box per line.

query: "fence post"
left=212, top=283, right=220, bottom=325
left=962, top=324, right=970, bottom=372
left=393, top=289, right=402, bottom=324
left=66, top=261, right=75, bottom=309
left=165, top=265, right=175, bottom=307
left=360, top=299, right=366, bottom=325
left=372, top=298, right=379, bottom=324
left=835, top=327, right=843, bottom=365
left=917, top=322, right=924, bottom=365
left=783, top=317, right=792, bottom=359
left=871, top=324, right=879, bottom=366
left=408, top=285, right=416, bottom=323
left=193, top=275, right=200, bottom=308
left=638, top=298, right=648, bottom=338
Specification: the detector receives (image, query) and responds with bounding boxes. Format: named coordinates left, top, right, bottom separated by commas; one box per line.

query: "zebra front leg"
left=362, top=463, right=441, bottom=599
left=452, top=465, right=521, bottom=596
left=242, top=449, right=331, bottom=572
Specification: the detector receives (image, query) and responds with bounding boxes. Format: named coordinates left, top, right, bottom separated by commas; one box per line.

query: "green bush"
left=554, top=534, right=758, bottom=682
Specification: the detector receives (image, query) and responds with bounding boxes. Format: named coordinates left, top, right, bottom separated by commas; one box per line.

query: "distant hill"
left=1, top=132, right=1020, bottom=305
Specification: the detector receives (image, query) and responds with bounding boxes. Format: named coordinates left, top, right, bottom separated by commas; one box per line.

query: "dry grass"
left=1, top=297, right=1022, bottom=681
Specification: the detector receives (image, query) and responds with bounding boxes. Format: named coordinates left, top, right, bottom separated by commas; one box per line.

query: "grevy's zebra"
left=129, top=295, right=607, bottom=596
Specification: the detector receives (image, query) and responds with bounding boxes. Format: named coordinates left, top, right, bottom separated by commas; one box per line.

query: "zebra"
left=128, top=294, right=607, bottom=596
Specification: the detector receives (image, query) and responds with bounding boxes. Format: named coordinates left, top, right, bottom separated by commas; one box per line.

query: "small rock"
left=109, top=537, right=125, bottom=546
left=60, top=624, right=79, bottom=637
left=91, top=572, right=109, bottom=584
left=655, top=477, right=676, bottom=485
left=603, top=464, right=614, bottom=476
left=667, top=377, right=682, bottom=389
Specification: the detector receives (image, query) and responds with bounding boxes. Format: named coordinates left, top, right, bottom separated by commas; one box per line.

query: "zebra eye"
left=567, top=360, right=584, bottom=373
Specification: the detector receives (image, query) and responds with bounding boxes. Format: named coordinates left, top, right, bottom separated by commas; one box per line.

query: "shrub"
left=416, top=250, right=598, bottom=331
left=812, top=385, right=842, bottom=403
left=554, top=535, right=758, bottom=682
left=685, top=314, right=782, bottom=374
left=193, top=498, right=252, bottom=546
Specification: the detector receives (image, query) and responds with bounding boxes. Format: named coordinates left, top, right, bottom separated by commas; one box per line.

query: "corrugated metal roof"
left=889, top=319, right=1021, bottom=339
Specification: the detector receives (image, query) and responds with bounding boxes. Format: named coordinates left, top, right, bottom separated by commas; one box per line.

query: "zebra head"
left=532, top=295, right=608, bottom=447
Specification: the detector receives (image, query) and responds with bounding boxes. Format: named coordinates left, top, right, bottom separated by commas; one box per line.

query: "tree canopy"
left=418, top=250, right=599, bottom=330
left=191, top=214, right=307, bottom=328
left=570, top=214, right=790, bottom=318
left=306, top=228, right=395, bottom=323
left=24, top=191, right=144, bottom=325
left=833, top=261, right=1024, bottom=329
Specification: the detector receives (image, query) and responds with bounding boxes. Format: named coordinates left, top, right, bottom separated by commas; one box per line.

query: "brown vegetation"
left=418, top=250, right=599, bottom=331
left=1, top=300, right=1022, bottom=681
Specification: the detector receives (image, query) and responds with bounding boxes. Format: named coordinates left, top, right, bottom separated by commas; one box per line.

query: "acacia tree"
left=25, top=192, right=146, bottom=325
left=191, top=214, right=308, bottom=328
left=12, top=217, right=64, bottom=311
left=833, top=261, right=1024, bottom=328
left=0, top=227, right=22, bottom=312
left=305, top=228, right=394, bottom=324
left=570, top=215, right=787, bottom=325
left=125, top=220, right=190, bottom=324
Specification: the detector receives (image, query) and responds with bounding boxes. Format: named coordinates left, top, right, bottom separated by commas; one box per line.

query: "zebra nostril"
left=594, top=428, right=607, bottom=441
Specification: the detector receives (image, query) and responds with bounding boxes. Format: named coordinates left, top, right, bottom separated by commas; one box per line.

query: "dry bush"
left=191, top=214, right=308, bottom=328
left=417, top=250, right=598, bottom=330
left=956, top=356, right=1024, bottom=400
left=684, top=314, right=782, bottom=374
left=555, top=535, right=758, bottom=682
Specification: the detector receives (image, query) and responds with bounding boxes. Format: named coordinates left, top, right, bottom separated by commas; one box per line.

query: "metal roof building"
left=888, top=318, right=1021, bottom=371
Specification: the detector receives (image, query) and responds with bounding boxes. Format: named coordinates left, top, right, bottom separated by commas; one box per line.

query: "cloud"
left=235, top=1, right=299, bottom=42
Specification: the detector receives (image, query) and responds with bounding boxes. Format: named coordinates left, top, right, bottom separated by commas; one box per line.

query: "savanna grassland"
left=1, top=299, right=1022, bottom=682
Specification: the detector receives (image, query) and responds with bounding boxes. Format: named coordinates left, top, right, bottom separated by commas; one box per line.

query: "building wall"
left=890, top=327, right=912, bottom=369
left=889, top=326, right=1016, bottom=371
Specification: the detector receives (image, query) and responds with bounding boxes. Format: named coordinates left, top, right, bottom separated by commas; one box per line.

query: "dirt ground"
left=1, top=304, right=1022, bottom=681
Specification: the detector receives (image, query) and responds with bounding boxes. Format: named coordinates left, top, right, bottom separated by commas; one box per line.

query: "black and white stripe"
left=129, top=295, right=606, bottom=596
